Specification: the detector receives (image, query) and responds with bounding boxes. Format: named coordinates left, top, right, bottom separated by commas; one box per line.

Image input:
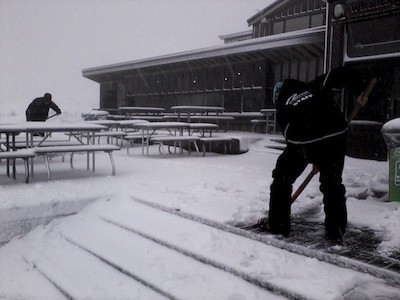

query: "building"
left=83, top=0, right=326, bottom=115
left=82, top=0, right=400, bottom=160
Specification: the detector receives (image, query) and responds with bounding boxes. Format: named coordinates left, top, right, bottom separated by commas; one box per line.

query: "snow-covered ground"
left=0, top=116, right=400, bottom=299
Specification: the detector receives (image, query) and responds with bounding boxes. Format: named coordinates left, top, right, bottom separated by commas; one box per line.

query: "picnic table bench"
left=253, top=109, right=277, bottom=134
left=90, top=131, right=127, bottom=146
left=0, top=149, right=36, bottom=183
left=150, top=136, right=200, bottom=155
left=199, top=136, right=232, bottom=156
left=33, top=144, right=120, bottom=181
left=1, top=137, right=83, bottom=149
left=123, top=132, right=163, bottom=154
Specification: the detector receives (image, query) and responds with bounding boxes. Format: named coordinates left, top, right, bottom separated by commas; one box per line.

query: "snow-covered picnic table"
left=133, top=122, right=190, bottom=155
left=0, top=122, right=120, bottom=182
left=118, top=106, right=165, bottom=120
left=258, top=108, right=277, bottom=134
left=169, top=105, right=224, bottom=120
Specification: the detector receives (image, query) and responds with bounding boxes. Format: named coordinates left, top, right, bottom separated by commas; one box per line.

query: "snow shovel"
left=290, top=78, right=378, bottom=202
left=46, top=113, right=59, bottom=120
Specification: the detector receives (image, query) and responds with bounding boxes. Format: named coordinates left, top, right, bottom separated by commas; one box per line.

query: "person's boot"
left=258, top=218, right=290, bottom=237
left=325, top=226, right=344, bottom=245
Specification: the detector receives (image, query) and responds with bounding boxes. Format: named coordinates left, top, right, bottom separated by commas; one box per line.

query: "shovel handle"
left=291, top=164, right=319, bottom=202
left=46, top=114, right=58, bottom=120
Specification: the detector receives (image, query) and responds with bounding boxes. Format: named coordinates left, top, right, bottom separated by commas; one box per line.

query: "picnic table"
left=133, top=122, right=190, bottom=155
left=0, top=122, right=111, bottom=181
left=84, top=120, right=120, bottom=128
left=0, top=122, right=106, bottom=149
left=170, top=106, right=225, bottom=122
left=116, top=120, right=149, bottom=131
left=84, top=119, right=149, bottom=131
left=118, top=107, right=165, bottom=120
left=259, top=108, right=277, bottom=134
left=188, top=123, right=219, bottom=137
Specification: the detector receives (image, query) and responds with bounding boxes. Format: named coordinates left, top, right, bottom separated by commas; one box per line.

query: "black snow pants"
left=268, top=134, right=347, bottom=238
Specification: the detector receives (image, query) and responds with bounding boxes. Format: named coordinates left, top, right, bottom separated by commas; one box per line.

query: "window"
left=273, top=21, right=284, bottom=34
left=132, top=77, right=139, bottom=95
left=274, top=64, right=282, bottom=83
left=311, top=13, right=324, bottom=27
left=254, top=23, right=260, bottom=38
left=346, top=15, right=400, bottom=58
left=176, top=72, right=183, bottom=92
left=285, top=16, right=310, bottom=32
left=124, top=78, right=132, bottom=95
left=215, top=67, right=224, bottom=90
left=233, top=64, right=243, bottom=89
left=290, top=61, right=299, bottom=79
left=182, top=71, right=190, bottom=92
left=206, top=68, right=215, bottom=90
left=167, top=73, right=175, bottom=93
left=308, top=0, right=315, bottom=11
left=301, top=0, right=308, bottom=13
left=160, top=74, right=167, bottom=93
left=254, top=62, right=264, bottom=87
left=288, top=5, right=294, bottom=16
left=294, top=2, right=301, bottom=14
left=282, top=62, right=290, bottom=80
left=308, top=60, right=317, bottom=81
left=299, top=61, right=308, bottom=82
left=223, top=66, right=233, bottom=89
left=243, top=63, right=254, bottom=87
left=190, top=70, right=198, bottom=91
left=138, top=76, right=146, bottom=94
left=154, top=74, right=161, bottom=93
left=197, top=69, right=206, bottom=91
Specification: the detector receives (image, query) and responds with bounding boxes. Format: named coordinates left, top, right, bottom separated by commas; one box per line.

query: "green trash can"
left=382, top=118, right=400, bottom=202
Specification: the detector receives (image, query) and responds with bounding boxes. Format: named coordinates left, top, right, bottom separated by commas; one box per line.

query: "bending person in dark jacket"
left=26, top=93, right=61, bottom=122
left=268, top=67, right=368, bottom=243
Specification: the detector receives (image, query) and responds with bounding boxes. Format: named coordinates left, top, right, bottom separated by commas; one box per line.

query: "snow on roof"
left=82, top=26, right=325, bottom=79
left=218, top=30, right=252, bottom=40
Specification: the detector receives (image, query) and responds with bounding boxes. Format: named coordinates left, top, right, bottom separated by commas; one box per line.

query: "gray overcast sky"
left=0, top=0, right=272, bottom=118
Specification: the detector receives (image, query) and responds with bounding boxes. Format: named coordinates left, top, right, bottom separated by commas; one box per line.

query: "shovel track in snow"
left=101, top=216, right=306, bottom=300
left=130, top=196, right=400, bottom=287
left=63, top=236, right=179, bottom=300
left=22, top=255, right=74, bottom=300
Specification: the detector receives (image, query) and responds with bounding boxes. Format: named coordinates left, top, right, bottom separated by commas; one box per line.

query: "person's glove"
left=355, top=95, right=368, bottom=107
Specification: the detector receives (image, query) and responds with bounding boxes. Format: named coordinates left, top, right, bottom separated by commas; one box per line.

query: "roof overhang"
left=219, top=30, right=252, bottom=40
left=83, top=26, right=326, bottom=82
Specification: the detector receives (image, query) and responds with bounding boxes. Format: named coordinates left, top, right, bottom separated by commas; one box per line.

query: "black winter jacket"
left=276, top=67, right=365, bottom=145
left=26, top=97, right=61, bottom=121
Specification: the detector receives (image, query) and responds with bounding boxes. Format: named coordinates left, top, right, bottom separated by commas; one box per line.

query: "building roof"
left=83, top=26, right=325, bottom=82
left=247, top=0, right=291, bottom=25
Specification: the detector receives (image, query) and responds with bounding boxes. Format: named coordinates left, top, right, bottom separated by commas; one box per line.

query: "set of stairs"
left=21, top=198, right=280, bottom=299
